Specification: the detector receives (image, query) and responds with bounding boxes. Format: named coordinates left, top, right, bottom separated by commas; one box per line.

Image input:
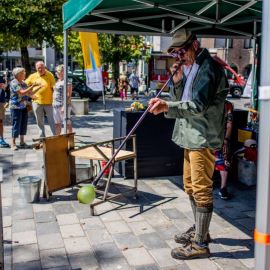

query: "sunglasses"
left=170, top=44, right=192, bottom=58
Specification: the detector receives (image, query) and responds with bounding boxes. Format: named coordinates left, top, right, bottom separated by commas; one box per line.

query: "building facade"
left=152, top=36, right=255, bottom=78
left=0, top=45, right=56, bottom=72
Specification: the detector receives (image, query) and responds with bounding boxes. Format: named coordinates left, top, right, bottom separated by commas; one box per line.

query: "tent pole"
left=225, top=38, right=229, bottom=63
left=63, top=30, right=68, bottom=134
left=101, top=85, right=107, bottom=111
left=251, top=20, right=257, bottom=109
left=255, top=0, right=270, bottom=269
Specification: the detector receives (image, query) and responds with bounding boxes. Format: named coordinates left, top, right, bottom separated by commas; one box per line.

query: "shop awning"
left=63, top=0, right=262, bottom=38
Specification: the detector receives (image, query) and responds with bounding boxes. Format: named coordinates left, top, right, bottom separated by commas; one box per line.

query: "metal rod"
left=93, top=64, right=180, bottom=186
left=63, top=30, right=68, bottom=134
left=0, top=175, right=4, bottom=270
left=255, top=0, right=270, bottom=268
left=102, top=86, right=106, bottom=110
left=251, top=20, right=257, bottom=109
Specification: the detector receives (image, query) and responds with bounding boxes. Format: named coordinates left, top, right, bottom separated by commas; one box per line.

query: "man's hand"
left=32, top=84, right=44, bottom=93
left=149, top=98, right=168, bottom=115
left=31, top=94, right=37, bottom=100
left=33, top=82, right=41, bottom=87
left=170, top=62, right=184, bottom=84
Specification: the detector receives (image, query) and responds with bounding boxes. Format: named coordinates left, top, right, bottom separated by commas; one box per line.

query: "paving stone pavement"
left=0, top=97, right=255, bottom=269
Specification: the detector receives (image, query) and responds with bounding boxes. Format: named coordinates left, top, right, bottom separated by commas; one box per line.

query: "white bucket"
left=238, top=158, right=257, bottom=186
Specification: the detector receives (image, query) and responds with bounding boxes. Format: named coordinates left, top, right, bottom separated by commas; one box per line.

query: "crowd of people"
left=108, top=70, right=143, bottom=100
left=0, top=61, right=72, bottom=150
left=0, top=61, right=145, bottom=150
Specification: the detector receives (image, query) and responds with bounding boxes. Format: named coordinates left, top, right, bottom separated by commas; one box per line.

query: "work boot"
left=174, top=225, right=195, bottom=245
left=174, top=225, right=211, bottom=245
left=171, top=241, right=210, bottom=260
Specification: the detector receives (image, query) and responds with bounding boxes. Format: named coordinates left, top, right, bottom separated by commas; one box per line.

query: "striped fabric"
left=194, top=207, right=213, bottom=244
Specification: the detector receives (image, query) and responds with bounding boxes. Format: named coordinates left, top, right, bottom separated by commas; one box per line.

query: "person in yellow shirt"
left=25, top=61, right=56, bottom=137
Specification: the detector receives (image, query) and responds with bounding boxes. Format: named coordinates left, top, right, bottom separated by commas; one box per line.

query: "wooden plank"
left=43, top=135, right=71, bottom=192
left=68, top=135, right=76, bottom=186
left=70, top=146, right=136, bottom=161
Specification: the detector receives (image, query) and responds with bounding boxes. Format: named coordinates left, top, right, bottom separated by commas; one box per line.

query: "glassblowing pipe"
left=92, top=63, right=182, bottom=186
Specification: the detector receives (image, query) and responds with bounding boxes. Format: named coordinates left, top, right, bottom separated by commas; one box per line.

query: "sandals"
left=11, top=145, right=18, bottom=151
left=11, top=143, right=29, bottom=151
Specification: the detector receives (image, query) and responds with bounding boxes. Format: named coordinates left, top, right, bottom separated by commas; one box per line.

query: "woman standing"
left=53, top=65, right=73, bottom=135
left=10, top=67, right=41, bottom=150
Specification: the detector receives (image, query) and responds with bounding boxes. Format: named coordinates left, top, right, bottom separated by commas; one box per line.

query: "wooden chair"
left=34, top=133, right=76, bottom=200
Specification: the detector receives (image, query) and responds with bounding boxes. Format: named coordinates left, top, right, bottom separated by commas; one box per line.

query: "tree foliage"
left=0, top=0, right=65, bottom=73
left=98, top=34, right=144, bottom=64
left=55, top=32, right=84, bottom=68
left=98, top=34, right=146, bottom=78
left=0, top=0, right=147, bottom=77
left=0, top=0, right=65, bottom=47
left=55, top=32, right=145, bottom=78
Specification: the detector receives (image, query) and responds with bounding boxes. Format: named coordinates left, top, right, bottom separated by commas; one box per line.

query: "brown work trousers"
left=183, top=148, right=215, bottom=208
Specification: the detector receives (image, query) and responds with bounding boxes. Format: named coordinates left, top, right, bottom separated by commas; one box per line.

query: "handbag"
left=26, top=104, right=33, bottom=112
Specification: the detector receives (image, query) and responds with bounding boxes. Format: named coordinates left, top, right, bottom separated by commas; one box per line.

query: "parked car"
left=69, top=74, right=103, bottom=102
left=213, top=56, right=246, bottom=98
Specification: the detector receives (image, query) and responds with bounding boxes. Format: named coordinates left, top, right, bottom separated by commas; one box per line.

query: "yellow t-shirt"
left=25, top=70, right=55, bottom=105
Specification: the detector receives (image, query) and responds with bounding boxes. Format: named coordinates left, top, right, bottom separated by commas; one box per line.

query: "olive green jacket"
left=165, top=48, right=229, bottom=150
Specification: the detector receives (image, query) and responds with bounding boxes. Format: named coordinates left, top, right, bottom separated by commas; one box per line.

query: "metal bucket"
left=17, top=176, right=41, bottom=203
left=76, top=164, right=93, bottom=183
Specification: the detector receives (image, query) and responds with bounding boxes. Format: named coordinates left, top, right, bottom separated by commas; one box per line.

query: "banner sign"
left=79, top=32, right=103, bottom=91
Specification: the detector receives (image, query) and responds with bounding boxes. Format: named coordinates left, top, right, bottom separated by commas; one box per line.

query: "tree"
left=55, top=32, right=84, bottom=68
left=55, top=32, right=146, bottom=80
left=0, top=0, right=65, bottom=74
left=98, top=34, right=145, bottom=79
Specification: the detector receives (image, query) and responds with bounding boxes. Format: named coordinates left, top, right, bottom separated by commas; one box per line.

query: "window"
left=228, top=39, right=233, bottom=48
left=244, top=39, right=254, bottom=49
left=214, top=38, right=233, bottom=48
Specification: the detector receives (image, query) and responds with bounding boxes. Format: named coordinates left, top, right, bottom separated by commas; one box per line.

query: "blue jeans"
left=10, top=108, right=28, bottom=138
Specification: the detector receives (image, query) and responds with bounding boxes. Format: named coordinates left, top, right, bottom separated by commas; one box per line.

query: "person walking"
left=118, top=72, right=128, bottom=101
left=215, top=100, right=234, bottom=199
left=129, top=70, right=140, bottom=100
left=0, top=76, right=10, bottom=148
left=149, top=29, right=228, bottom=259
left=53, top=65, right=73, bottom=135
left=9, top=67, right=42, bottom=150
left=25, top=61, right=56, bottom=138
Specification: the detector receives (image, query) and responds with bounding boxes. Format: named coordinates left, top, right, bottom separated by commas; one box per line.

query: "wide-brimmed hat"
left=167, top=29, right=196, bottom=53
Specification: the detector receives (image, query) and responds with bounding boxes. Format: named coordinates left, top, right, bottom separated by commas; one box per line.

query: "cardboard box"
left=238, top=128, right=253, bottom=143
